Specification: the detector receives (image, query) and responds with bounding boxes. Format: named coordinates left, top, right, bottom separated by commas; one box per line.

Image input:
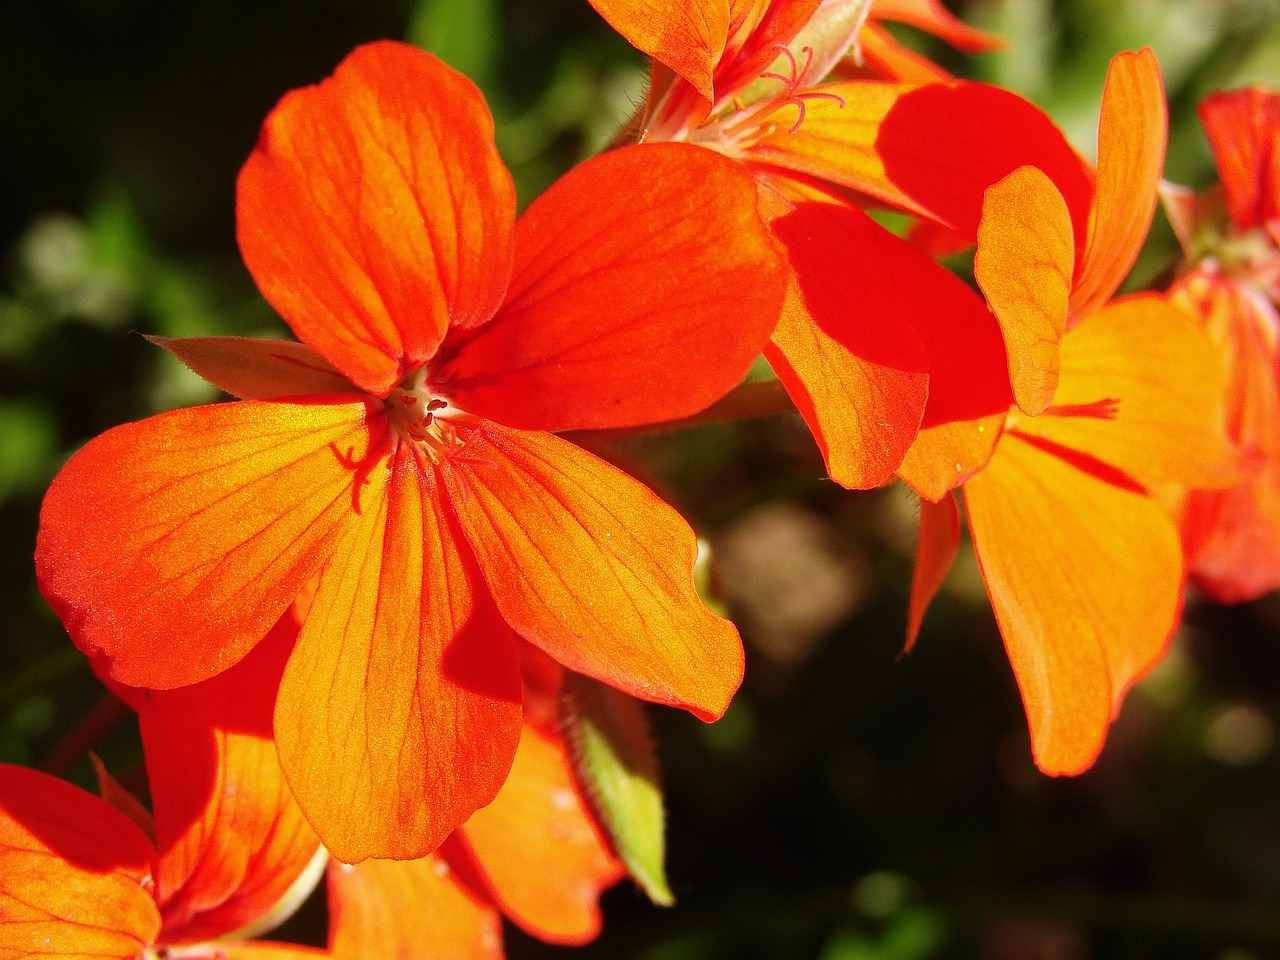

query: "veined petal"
left=238, top=41, right=515, bottom=396
left=1008, top=295, right=1239, bottom=488
left=458, top=720, right=624, bottom=945
left=149, top=336, right=355, bottom=400
left=435, top=144, right=784, bottom=432
left=975, top=166, right=1074, bottom=415
left=36, top=398, right=384, bottom=689
left=327, top=850, right=503, bottom=960
left=275, top=446, right=522, bottom=863
left=1199, top=86, right=1280, bottom=229
left=765, top=202, right=929, bottom=489
left=905, top=492, right=960, bottom=652
left=587, top=0, right=728, bottom=102
left=134, top=617, right=323, bottom=945
left=1069, top=49, right=1167, bottom=318
left=871, top=0, right=1005, bottom=52
left=964, top=432, right=1182, bottom=776
left=0, top=764, right=161, bottom=960
left=445, top=425, right=743, bottom=721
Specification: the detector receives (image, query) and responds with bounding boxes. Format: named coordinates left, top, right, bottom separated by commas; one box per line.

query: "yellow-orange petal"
left=36, top=398, right=384, bottom=689
left=238, top=41, right=515, bottom=396
left=963, top=432, right=1183, bottom=776
left=134, top=618, right=323, bottom=945
left=458, top=721, right=624, bottom=945
left=1199, top=86, right=1280, bottom=230
left=975, top=166, right=1074, bottom=415
left=149, top=336, right=354, bottom=400
left=436, top=143, right=785, bottom=433
left=897, top=414, right=1006, bottom=502
left=0, top=764, right=161, bottom=960
left=1069, top=48, right=1166, bottom=318
left=587, top=0, right=727, bottom=102
left=905, top=492, right=960, bottom=652
left=327, top=850, right=503, bottom=960
left=445, top=425, right=743, bottom=721
left=1010, top=294, right=1239, bottom=489
left=275, top=445, right=521, bottom=863
left=764, top=202, right=930, bottom=489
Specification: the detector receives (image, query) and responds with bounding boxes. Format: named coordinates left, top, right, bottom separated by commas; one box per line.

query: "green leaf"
left=407, top=0, right=499, bottom=87
left=561, top=672, right=674, bottom=906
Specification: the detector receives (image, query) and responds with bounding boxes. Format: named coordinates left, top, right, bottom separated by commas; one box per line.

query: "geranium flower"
left=1161, top=87, right=1280, bottom=602
left=35, top=40, right=787, bottom=861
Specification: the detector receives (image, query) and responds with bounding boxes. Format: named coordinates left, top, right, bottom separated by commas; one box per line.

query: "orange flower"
left=34, top=40, right=787, bottom=861
left=1161, top=87, right=1280, bottom=602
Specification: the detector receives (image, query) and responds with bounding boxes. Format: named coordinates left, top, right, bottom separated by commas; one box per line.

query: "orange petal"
left=149, top=336, right=355, bottom=400
left=716, top=0, right=827, bottom=98
left=36, top=398, right=385, bottom=689
left=871, top=0, right=1005, bottom=52
left=217, top=945, right=329, bottom=960
left=854, top=23, right=953, bottom=82
left=238, top=41, right=515, bottom=396
left=897, top=414, right=1007, bottom=502
left=1198, top=86, right=1280, bottom=230
left=1009, top=294, right=1239, bottom=488
left=445, top=425, right=743, bottom=721
left=963, top=432, right=1182, bottom=776
left=327, top=849, right=503, bottom=960
left=587, top=0, right=727, bottom=101
left=764, top=202, right=930, bottom=489
left=275, top=445, right=522, bottom=863
left=1069, top=49, right=1167, bottom=318
left=458, top=721, right=624, bottom=945
left=436, top=143, right=785, bottom=432
left=133, top=617, right=324, bottom=945
left=0, top=763, right=161, bottom=960
left=905, top=492, right=960, bottom=652
left=975, top=166, right=1074, bottom=415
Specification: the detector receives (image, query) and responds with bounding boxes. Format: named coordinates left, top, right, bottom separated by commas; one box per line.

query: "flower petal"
left=1069, top=48, right=1167, bottom=318
left=588, top=0, right=727, bottom=101
left=458, top=720, right=624, bottom=945
left=149, top=336, right=355, bottom=400
left=905, top=492, right=960, bottom=652
left=975, top=166, right=1074, bottom=415
left=36, top=398, right=384, bottom=689
left=445, top=425, right=743, bottom=721
left=963, top=432, right=1182, bottom=776
left=1198, top=86, right=1280, bottom=230
left=275, top=446, right=522, bottom=863
left=1008, top=294, right=1239, bottom=488
left=435, top=143, right=785, bottom=432
left=855, top=23, right=952, bottom=82
left=327, top=850, right=503, bottom=960
left=238, top=40, right=515, bottom=396
left=897, top=414, right=1007, bottom=502
left=871, top=0, right=1005, bottom=52
left=0, top=763, right=160, bottom=960
left=131, top=616, right=324, bottom=945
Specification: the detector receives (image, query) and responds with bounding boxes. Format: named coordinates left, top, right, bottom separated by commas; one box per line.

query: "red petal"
left=327, top=849, right=503, bottom=960
left=975, top=165, right=1074, bottom=415
left=458, top=721, right=624, bottom=944
left=149, top=336, right=355, bottom=400
left=445, top=425, right=743, bottom=721
left=587, top=0, right=727, bottom=101
left=964, top=432, right=1183, bottom=776
left=36, top=398, right=385, bottom=689
left=0, top=764, right=160, bottom=960
left=715, top=0, right=826, bottom=98
left=275, top=445, right=522, bottom=863
left=435, top=143, right=785, bottom=432
left=1199, top=86, right=1280, bottom=229
left=1069, top=49, right=1167, bottom=318
left=905, top=492, right=960, bottom=652
left=133, top=617, right=324, bottom=945
left=238, top=41, right=515, bottom=396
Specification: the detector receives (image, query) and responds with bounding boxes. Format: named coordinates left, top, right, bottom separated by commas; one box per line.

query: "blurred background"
left=2, top=0, right=1279, bottom=957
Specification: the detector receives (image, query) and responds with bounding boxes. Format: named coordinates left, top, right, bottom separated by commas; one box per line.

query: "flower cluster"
left=4, top=1, right=1276, bottom=957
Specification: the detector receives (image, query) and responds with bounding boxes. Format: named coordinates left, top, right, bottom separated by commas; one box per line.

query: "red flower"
left=35, top=40, right=787, bottom=861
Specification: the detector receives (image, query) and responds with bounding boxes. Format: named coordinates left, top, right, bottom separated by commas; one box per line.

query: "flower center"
left=384, top=366, right=465, bottom=463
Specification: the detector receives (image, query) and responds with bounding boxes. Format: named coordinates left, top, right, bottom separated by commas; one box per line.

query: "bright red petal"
left=445, top=425, right=743, bottom=721
left=149, top=336, right=355, bottom=400
left=238, top=41, right=515, bottom=396
left=132, top=617, right=324, bottom=946
left=327, top=849, right=503, bottom=960
left=587, top=0, right=727, bottom=101
left=905, top=492, right=960, bottom=652
left=1069, top=49, right=1167, bottom=318
left=36, top=398, right=385, bottom=689
left=964, top=432, right=1183, bottom=776
left=435, top=143, right=784, bottom=432
left=458, top=721, right=624, bottom=945
left=0, top=764, right=160, bottom=960
left=275, top=445, right=522, bottom=863
left=1199, top=86, right=1280, bottom=230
